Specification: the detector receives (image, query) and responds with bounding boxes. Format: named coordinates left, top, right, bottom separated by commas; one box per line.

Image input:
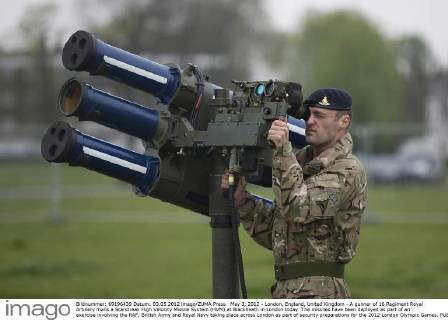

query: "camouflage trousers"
left=271, top=276, right=351, bottom=299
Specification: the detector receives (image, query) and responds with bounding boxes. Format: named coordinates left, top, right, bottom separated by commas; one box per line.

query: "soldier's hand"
left=268, top=117, right=289, bottom=148
left=221, top=169, right=247, bottom=207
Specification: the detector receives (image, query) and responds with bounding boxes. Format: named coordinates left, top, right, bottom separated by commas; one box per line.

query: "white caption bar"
left=287, top=123, right=306, bottom=136
left=82, top=146, right=147, bottom=174
left=103, top=56, right=168, bottom=84
left=2, top=299, right=448, bottom=320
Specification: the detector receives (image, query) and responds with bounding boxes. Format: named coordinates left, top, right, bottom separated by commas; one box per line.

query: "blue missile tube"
left=59, top=78, right=161, bottom=142
left=253, top=194, right=274, bottom=208
left=62, top=30, right=180, bottom=104
left=287, top=116, right=307, bottom=149
left=41, top=121, right=160, bottom=195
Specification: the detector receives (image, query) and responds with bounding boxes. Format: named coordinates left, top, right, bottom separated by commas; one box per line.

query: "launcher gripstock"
left=42, top=30, right=307, bottom=216
left=41, top=30, right=308, bottom=298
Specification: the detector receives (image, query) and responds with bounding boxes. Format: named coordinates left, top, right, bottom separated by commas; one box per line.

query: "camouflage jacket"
left=237, top=133, right=367, bottom=298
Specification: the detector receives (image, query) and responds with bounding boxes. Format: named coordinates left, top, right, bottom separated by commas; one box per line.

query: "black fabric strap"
left=229, top=183, right=248, bottom=299
left=210, top=215, right=232, bottom=228
left=275, top=262, right=345, bottom=280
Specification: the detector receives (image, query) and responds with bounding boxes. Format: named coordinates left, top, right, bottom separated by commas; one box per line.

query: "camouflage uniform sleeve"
left=237, top=191, right=276, bottom=250
left=271, top=142, right=307, bottom=221
left=334, top=162, right=367, bottom=262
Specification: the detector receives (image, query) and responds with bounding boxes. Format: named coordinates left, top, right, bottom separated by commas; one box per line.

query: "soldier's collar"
left=301, top=132, right=353, bottom=174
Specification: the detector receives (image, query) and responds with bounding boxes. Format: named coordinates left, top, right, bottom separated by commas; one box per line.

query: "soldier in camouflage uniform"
left=227, top=88, right=367, bottom=298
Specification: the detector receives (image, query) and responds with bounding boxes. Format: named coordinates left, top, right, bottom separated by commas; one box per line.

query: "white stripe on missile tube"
left=103, top=56, right=168, bottom=84
left=287, top=123, right=306, bottom=136
left=82, top=146, right=147, bottom=174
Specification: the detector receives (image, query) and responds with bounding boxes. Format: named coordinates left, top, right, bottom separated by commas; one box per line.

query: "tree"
left=85, top=0, right=270, bottom=87
left=284, top=10, right=404, bottom=123
left=395, top=35, right=433, bottom=123
left=17, top=2, right=59, bottom=123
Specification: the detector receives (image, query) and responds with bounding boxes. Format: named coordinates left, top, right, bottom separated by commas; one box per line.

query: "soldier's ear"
left=339, top=115, right=350, bottom=129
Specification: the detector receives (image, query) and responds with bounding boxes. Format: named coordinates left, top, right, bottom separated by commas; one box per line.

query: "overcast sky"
left=1, top=0, right=447, bottom=66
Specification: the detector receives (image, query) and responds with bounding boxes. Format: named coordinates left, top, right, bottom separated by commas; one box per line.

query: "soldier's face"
left=305, top=107, right=341, bottom=148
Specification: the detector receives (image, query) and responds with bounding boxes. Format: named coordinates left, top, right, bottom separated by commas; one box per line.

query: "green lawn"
left=0, top=161, right=447, bottom=298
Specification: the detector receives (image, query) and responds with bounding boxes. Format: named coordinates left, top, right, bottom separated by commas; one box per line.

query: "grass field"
left=1, top=160, right=447, bottom=298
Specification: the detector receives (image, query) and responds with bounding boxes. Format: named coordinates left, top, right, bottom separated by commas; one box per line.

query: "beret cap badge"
left=318, top=96, right=330, bottom=107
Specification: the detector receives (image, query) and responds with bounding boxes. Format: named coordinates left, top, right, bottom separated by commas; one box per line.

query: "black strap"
left=210, top=215, right=232, bottom=228
left=275, top=262, right=345, bottom=280
left=229, top=184, right=248, bottom=299
left=189, top=64, right=204, bottom=128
